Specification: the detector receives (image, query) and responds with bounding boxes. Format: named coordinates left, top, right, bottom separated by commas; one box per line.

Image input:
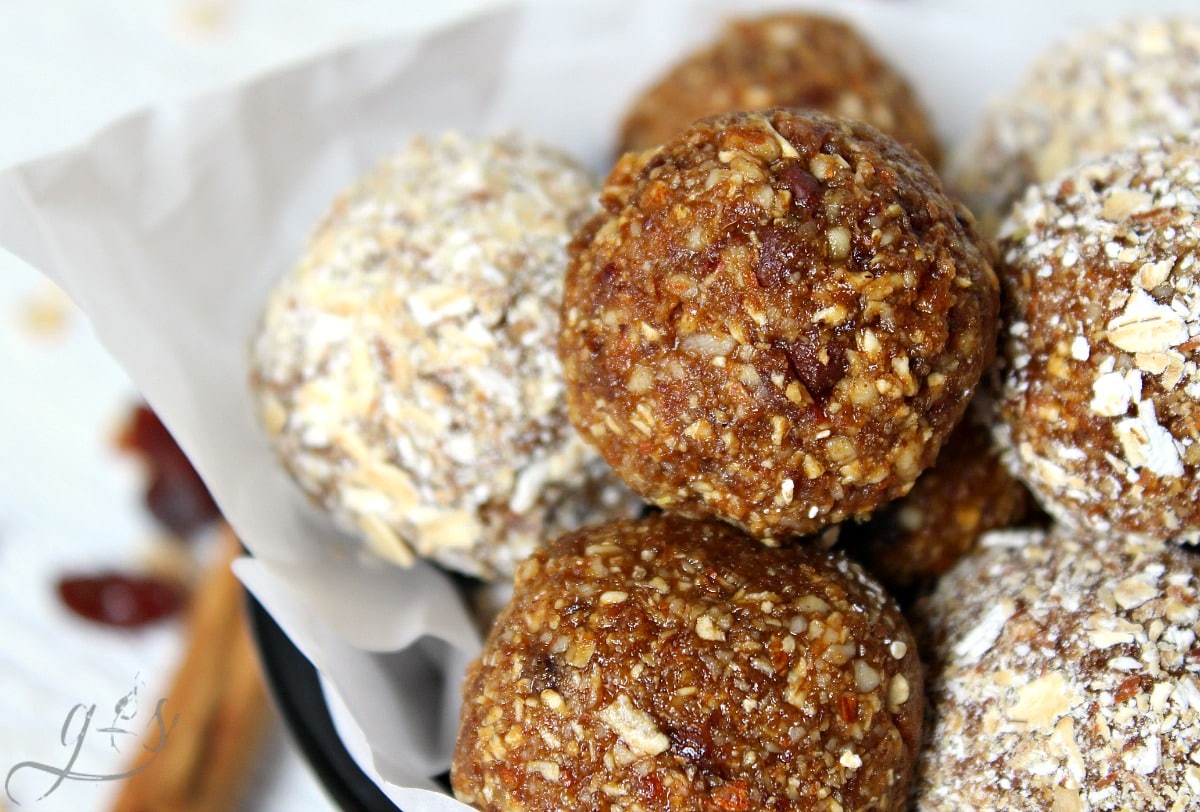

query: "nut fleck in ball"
left=950, top=17, right=1200, bottom=236
left=560, top=109, right=998, bottom=541
left=842, top=411, right=1033, bottom=595
left=451, top=514, right=924, bottom=812
left=992, top=132, right=1200, bottom=542
left=618, top=12, right=941, bottom=166
left=250, top=133, right=640, bottom=579
left=912, top=528, right=1200, bottom=811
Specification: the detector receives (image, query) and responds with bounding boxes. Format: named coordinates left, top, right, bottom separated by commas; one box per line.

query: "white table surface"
left=0, top=3, right=514, bottom=811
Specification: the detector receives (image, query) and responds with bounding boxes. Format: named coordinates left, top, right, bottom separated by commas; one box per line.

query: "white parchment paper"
left=1, top=0, right=1197, bottom=807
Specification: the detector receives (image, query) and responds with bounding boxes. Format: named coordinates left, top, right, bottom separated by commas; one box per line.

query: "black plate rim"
left=246, top=592, right=404, bottom=812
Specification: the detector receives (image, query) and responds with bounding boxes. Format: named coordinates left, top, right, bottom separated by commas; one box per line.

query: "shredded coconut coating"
left=561, top=109, right=998, bottom=541
left=950, top=17, right=1200, bottom=236
left=617, top=12, right=941, bottom=167
left=249, top=133, right=641, bottom=579
left=451, top=515, right=924, bottom=812
left=841, top=406, right=1034, bottom=595
left=992, top=132, right=1200, bottom=542
left=912, top=528, right=1200, bottom=811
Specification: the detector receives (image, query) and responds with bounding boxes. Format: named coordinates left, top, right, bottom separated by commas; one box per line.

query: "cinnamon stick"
left=110, top=527, right=272, bottom=812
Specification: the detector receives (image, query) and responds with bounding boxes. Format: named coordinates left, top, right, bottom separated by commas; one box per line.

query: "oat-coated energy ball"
left=950, top=17, right=1200, bottom=236
left=912, top=528, right=1200, bottom=811
left=560, top=109, right=999, bottom=541
left=992, top=132, right=1200, bottom=542
left=250, top=132, right=640, bottom=579
left=451, top=514, right=924, bottom=812
left=618, top=12, right=941, bottom=166
left=842, top=410, right=1033, bottom=595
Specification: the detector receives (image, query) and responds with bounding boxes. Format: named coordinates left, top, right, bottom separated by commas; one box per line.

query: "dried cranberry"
left=117, top=403, right=220, bottom=535
left=57, top=573, right=185, bottom=628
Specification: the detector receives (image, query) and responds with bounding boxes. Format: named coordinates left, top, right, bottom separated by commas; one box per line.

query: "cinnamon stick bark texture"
left=111, top=528, right=271, bottom=812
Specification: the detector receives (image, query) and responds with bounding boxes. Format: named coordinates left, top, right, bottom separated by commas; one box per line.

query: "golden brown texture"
left=842, top=409, right=1033, bottom=594
left=618, top=12, right=941, bottom=167
left=560, top=109, right=998, bottom=541
left=992, top=132, right=1200, bottom=541
left=451, top=514, right=923, bottom=812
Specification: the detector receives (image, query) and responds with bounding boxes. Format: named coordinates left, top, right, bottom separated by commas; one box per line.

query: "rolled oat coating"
left=249, top=132, right=640, bottom=579
left=950, top=17, right=1200, bottom=236
left=561, top=109, right=999, bottom=541
left=912, top=528, right=1200, bottom=811
left=451, top=514, right=924, bottom=812
left=992, top=133, right=1200, bottom=542
left=618, top=12, right=941, bottom=167
left=842, top=411, right=1033, bottom=595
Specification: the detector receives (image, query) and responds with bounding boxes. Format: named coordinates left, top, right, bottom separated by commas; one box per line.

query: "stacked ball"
left=911, top=19, right=1200, bottom=811
left=455, top=22, right=1000, bottom=811
left=247, top=10, right=1200, bottom=811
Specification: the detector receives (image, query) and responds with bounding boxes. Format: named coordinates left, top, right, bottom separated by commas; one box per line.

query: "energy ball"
left=912, top=528, right=1200, bottom=811
left=618, top=12, right=941, bottom=167
left=451, top=514, right=924, bottom=812
left=950, top=17, right=1200, bottom=236
left=841, top=410, right=1034, bottom=596
left=560, top=109, right=999, bottom=541
left=992, top=132, right=1200, bottom=542
left=250, top=133, right=640, bottom=579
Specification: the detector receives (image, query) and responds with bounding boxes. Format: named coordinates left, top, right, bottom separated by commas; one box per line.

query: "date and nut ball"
left=250, top=132, right=640, bottom=580
left=991, top=132, right=1200, bottom=542
left=841, top=410, right=1034, bottom=596
left=912, top=528, right=1200, bottom=811
left=617, top=12, right=942, bottom=167
left=451, top=514, right=924, bottom=812
left=950, top=17, right=1200, bottom=236
left=560, top=109, right=999, bottom=541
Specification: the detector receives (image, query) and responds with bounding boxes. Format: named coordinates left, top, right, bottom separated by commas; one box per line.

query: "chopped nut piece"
left=599, top=694, right=669, bottom=756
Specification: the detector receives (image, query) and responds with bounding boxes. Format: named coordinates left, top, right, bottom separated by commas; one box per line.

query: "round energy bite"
left=992, top=132, right=1200, bottom=542
left=618, top=12, right=941, bottom=166
left=842, top=410, right=1033, bottom=596
left=451, top=514, right=924, bottom=812
left=950, top=17, right=1200, bottom=236
left=912, top=528, right=1200, bottom=811
left=561, top=109, right=999, bottom=540
left=250, top=132, right=639, bottom=579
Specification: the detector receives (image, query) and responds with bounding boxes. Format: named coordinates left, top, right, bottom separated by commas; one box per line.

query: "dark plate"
left=247, top=593, right=402, bottom=812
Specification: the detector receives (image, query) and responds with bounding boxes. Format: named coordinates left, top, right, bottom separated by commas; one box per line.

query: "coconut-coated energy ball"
left=250, top=132, right=640, bottom=579
left=841, top=410, right=1034, bottom=596
left=451, top=514, right=924, bottom=812
left=560, top=109, right=999, bottom=541
left=618, top=12, right=941, bottom=167
left=912, top=528, right=1200, bottom=811
left=950, top=17, right=1200, bottom=236
left=992, top=132, right=1200, bottom=542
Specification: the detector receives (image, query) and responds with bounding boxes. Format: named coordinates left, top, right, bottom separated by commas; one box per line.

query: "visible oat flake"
left=914, top=528, right=1200, bottom=810
left=249, top=132, right=640, bottom=578
left=599, top=695, right=670, bottom=757
left=993, top=129, right=1200, bottom=539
